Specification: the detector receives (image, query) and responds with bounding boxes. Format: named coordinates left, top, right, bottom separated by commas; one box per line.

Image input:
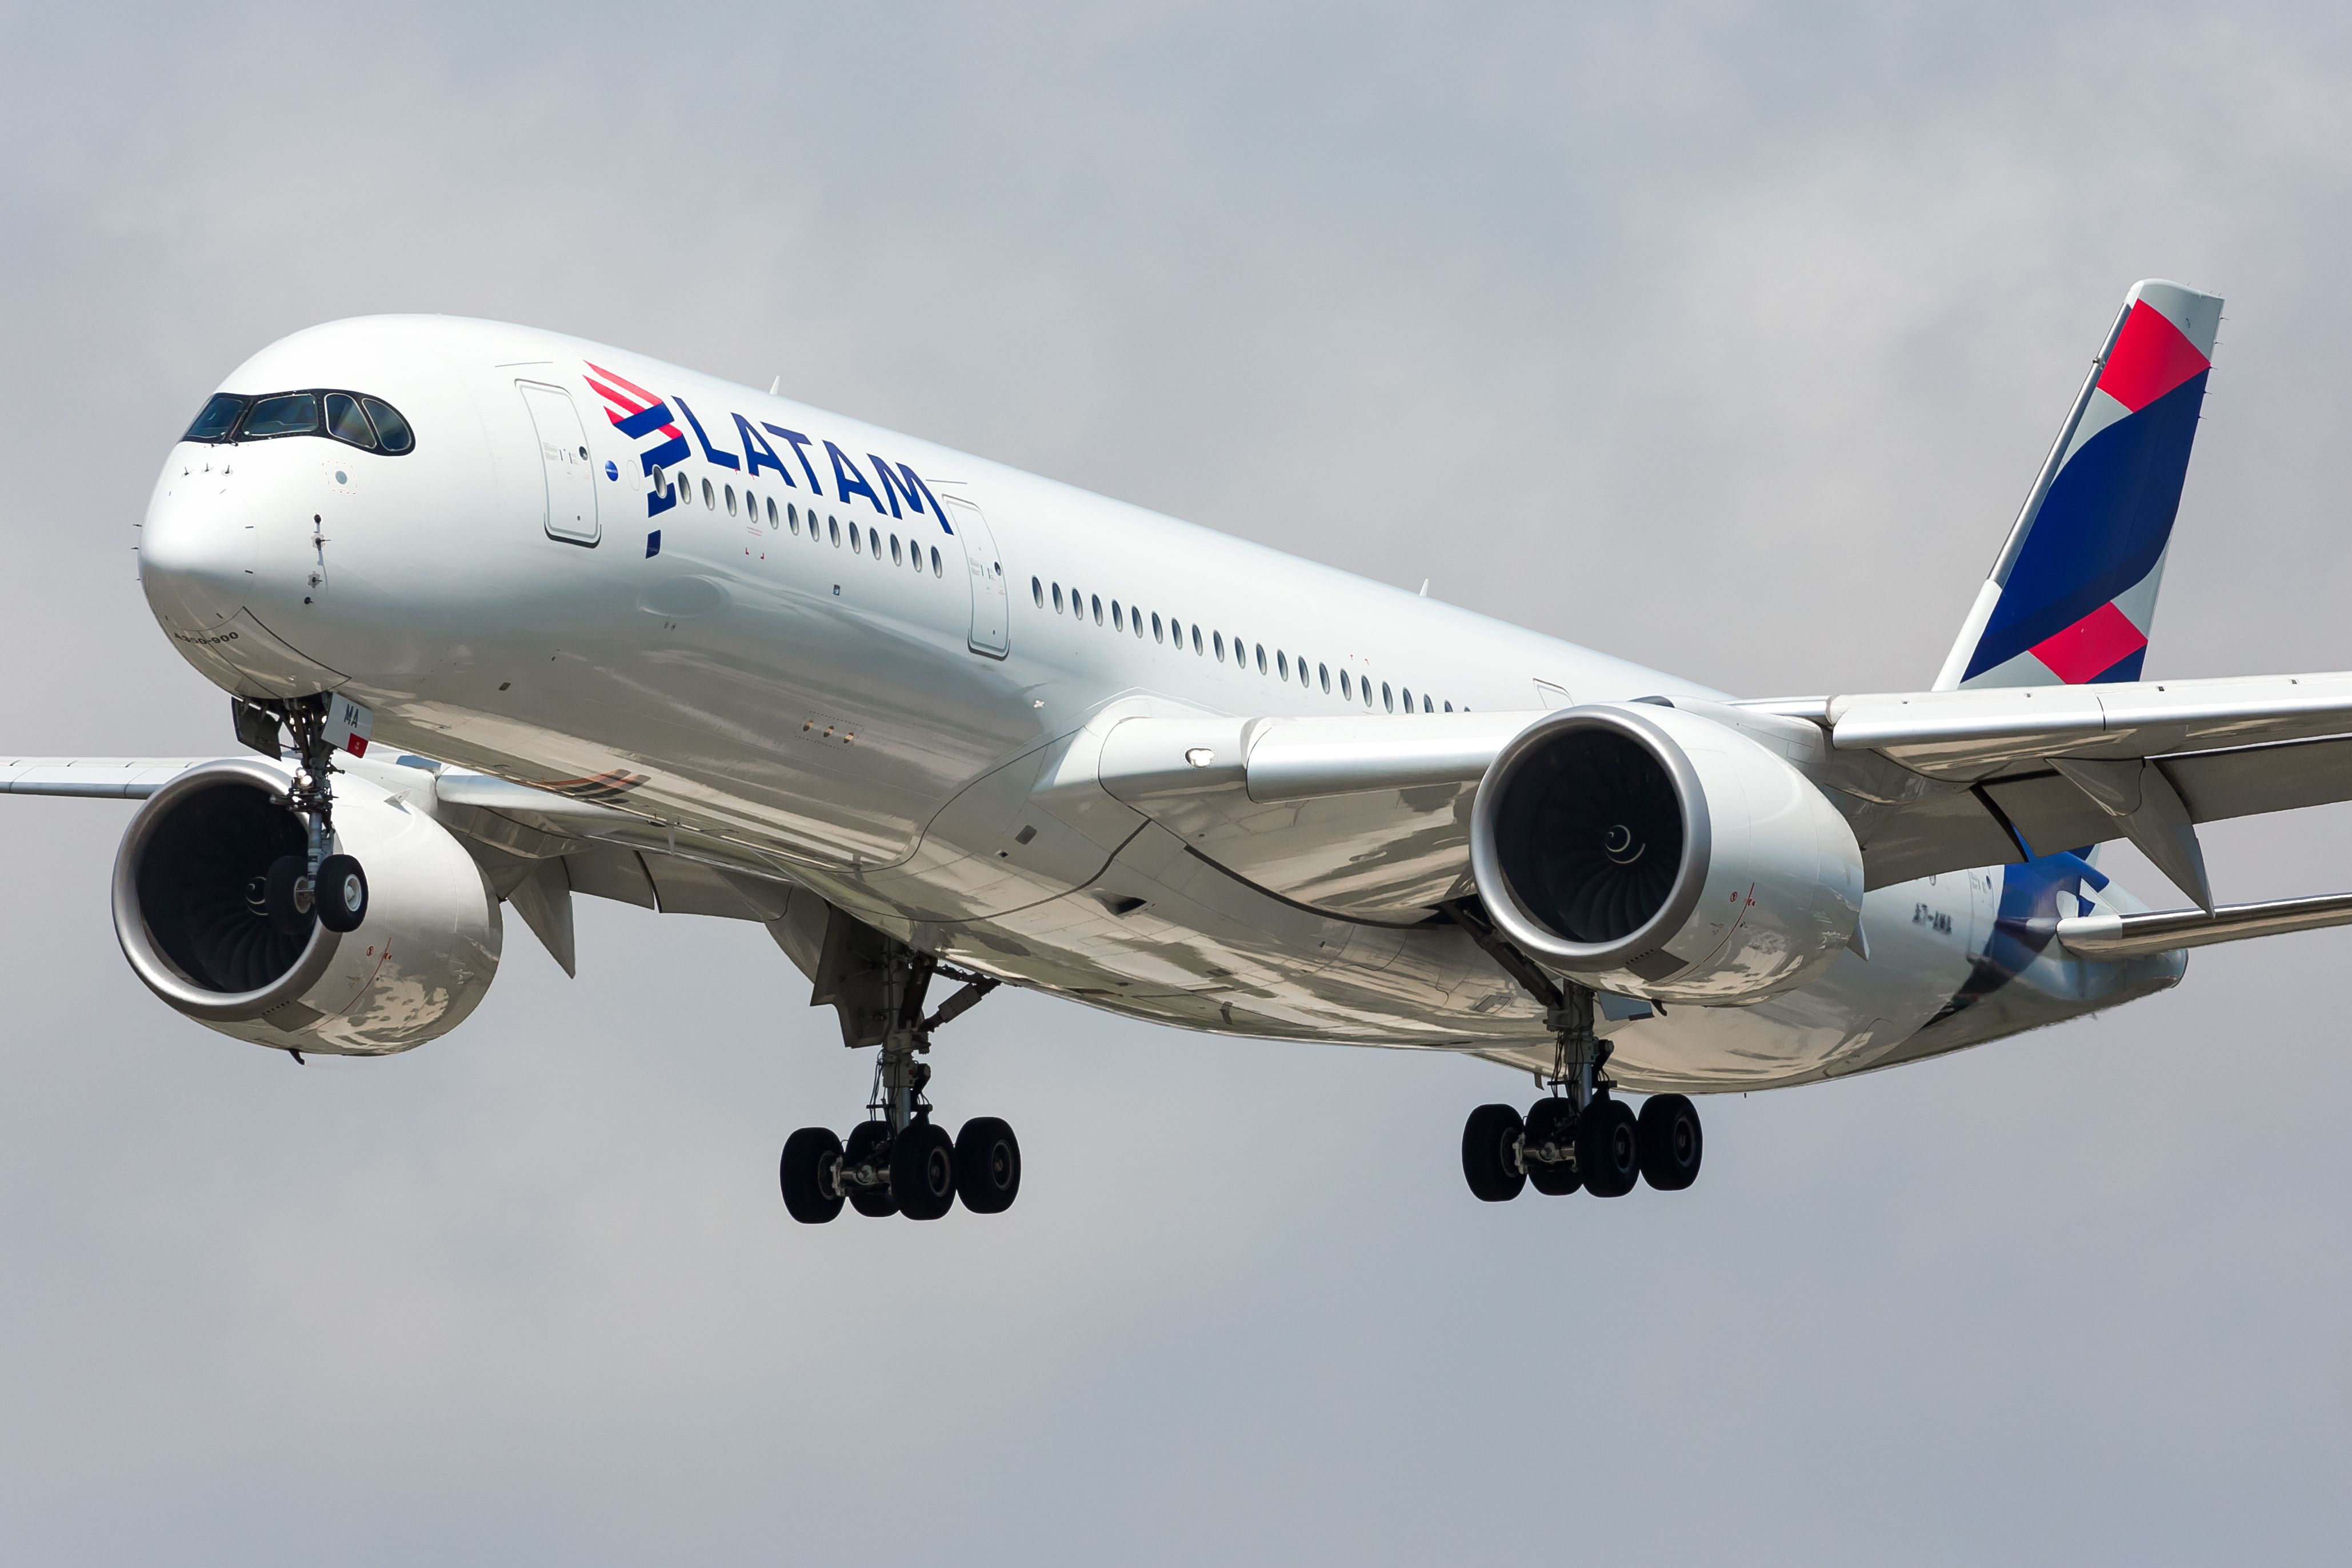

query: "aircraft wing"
left=1093, top=671, right=2352, bottom=922
left=0, top=752, right=813, bottom=978
left=0, top=757, right=210, bottom=797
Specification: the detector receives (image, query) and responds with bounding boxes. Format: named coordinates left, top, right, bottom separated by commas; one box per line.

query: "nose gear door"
left=941, top=495, right=1009, bottom=658
left=518, top=382, right=600, bottom=545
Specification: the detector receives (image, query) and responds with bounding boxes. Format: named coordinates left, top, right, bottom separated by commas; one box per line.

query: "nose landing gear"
left=778, top=910, right=1018, bottom=1225
left=237, top=694, right=370, bottom=937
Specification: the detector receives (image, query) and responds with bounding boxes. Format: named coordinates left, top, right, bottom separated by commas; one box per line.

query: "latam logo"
left=582, top=361, right=953, bottom=532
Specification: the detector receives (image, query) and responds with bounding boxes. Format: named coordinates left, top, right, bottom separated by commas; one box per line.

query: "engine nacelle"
left=111, top=757, right=502, bottom=1054
left=1469, top=703, right=1862, bottom=1003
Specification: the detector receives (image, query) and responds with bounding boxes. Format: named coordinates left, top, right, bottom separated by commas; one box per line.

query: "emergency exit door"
left=518, top=382, right=600, bottom=545
left=942, top=496, right=1009, bottom=658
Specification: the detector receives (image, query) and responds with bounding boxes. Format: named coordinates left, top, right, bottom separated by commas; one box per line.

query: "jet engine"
left=1469, top=703, right=1863, bottom=1003
left=111, top=757, right=502, bottom=1054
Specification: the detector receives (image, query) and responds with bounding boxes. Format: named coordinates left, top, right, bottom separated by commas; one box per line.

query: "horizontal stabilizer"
left=2056, top=891, right=2352, bottom=959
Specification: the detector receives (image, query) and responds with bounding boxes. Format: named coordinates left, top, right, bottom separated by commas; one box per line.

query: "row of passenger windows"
left=183, top=390, right=417, bottom=454
left=1030, top=576, right=1461, bottom=713
left=653, top=466, right=945, bottom=576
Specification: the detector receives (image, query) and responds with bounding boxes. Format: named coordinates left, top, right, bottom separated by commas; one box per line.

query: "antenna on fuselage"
left=769, top=375, right=781, bottom=395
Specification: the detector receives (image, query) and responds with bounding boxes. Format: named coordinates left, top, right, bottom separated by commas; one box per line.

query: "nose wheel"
left=243, top=695, right=370, bottom=938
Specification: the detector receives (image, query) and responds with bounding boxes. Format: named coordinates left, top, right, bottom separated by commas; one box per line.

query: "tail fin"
left=1934, top=279, right=2223, bottom=690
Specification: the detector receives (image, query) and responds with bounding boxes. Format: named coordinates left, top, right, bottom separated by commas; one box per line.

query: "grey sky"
left=3, top=3, right=2349, bottom=1561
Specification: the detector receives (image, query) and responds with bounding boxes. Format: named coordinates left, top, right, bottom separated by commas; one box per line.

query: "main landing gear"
left=240, top=695, right=370, bottom=937
left=778, top=912, right=1018, bottom=1224
left=1453, top=904, right=1703, bottom=1204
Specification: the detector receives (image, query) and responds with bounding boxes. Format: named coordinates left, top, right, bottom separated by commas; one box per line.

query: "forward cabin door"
left=942, top=496, right=1009, bottom=657
left=519, top=382, right=600, bottom=545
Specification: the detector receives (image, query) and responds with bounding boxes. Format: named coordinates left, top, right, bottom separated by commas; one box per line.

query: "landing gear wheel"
left=1577, top=1096, right=1642, bottom=1198
left=893, top=1121, right=957, bottom=1221
left=315, top=854, right=369, bottom=933
left=843, top=1121, right=899, bottom=1217
left=1523, top=1098, right=1583, bottom=1196
left=954, top=1117, right=1021, bottom=1214
left=779, top=1127, right=845, bottom=1223
left=1461, top=1103, right=1526, bottom=1202
left=263, top=854, right=312, bottom=935
left=1638, top=1094, right=1703, bottom=1191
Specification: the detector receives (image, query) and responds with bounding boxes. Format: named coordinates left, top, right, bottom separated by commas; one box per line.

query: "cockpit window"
left=238, top=393, right=321, bottom=439
left=184, top=394, right=246, bottom=443
left=175, top=389, right=416, bottom=455
left=361, top=397, right=414, bottom=454
left=325, top=393, right=377, bottom=449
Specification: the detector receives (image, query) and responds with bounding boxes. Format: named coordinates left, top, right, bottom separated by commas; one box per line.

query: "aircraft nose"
left=141, top=449, right=258, bottom=633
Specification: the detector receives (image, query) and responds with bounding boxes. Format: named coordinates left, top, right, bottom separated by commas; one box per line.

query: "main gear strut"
left=781, top=906, right=1018, bottom=1224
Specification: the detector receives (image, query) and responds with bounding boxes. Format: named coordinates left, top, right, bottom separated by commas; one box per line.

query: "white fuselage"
left=135, top=316, right=2184, bottom=1091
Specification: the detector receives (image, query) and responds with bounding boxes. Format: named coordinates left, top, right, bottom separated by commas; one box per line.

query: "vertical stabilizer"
left=1934, top=279, right=2222, bottom=691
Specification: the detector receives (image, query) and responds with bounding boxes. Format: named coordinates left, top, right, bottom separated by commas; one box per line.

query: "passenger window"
left=1339, top=670, right=1351, bottom=698
left=1053, top=583, right=1065, bottom=613
left=1319, top=663, right=1330, bottom=694
left=1298, top=658, right=1310, bottom=688
left=1112, top=601, right=1124, bottom=631
left=361, top=398, right=414, bottom=453
left=1277, top=651, right=1288, bottom=680
left=1424, top=694, right=1434, bottom=713
left=324, top=393, right=376, bottom=449
left=1152, top=613, right=1164, bottom=643
left=1255, top=643, right=1267, bottom=675
left=1381, top=682, right=1392, bottom=711
left=869, top=527, right=879, bottom=557
left=1443, top=701, right=1453, bottom=713
left=828, top=515, right=840, bottom=546
left=1191, top=626, right=1203, bottom=655
left=931, top=546, right=943, bottom=577
left=892, top=535, right=903, bottom=565
left=697, top=477, right=711, bottom=509
left=183, top=393, right=246, bottom=443
left=1092, top=594, right=1103, bottom=626
left=1032, top=575, right=1043, bottom=607
left=851, top=522, right=863, bottom=553
left=1213, top=631, right=1226, bottom=662
left=1363, top=679, right=1374, bottom=708
left=725, top=485, right=737, bottom=517
left=240, top=392, right=319, bottom=438
left=1401, top=686, right=1412, bottom=712
left=1134, top=610, right=1145, bottom=639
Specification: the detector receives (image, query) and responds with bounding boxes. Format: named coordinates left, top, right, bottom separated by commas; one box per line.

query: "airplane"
left=14, top=277, right=2352, bottom=1222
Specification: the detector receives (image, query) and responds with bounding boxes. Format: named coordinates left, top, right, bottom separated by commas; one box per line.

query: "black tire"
left=893, top=1121, right=958, bottom=1221
left=955, top=1117, right=1021, bottom=1214
left=843, top=1121, right=899, bottom=1218
left=1461, top=1103, right=1526, bottom=1202
left=315, top=853, right=369, bottom=933
left=1638, top=1093, right=1704, bottom=1191
left=1523, top=1098, right=1583, bottom=1196
left=778, top=1127, right=845, bottom=1223
left=1577, top=1097, right=1642, bottom=1198
left=263, top=854, right=311, bottom=935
